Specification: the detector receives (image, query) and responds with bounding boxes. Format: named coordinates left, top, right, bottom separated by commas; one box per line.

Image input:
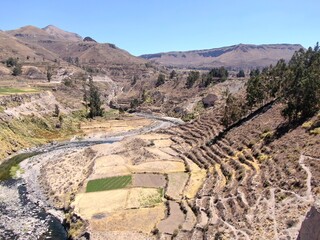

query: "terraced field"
left=0, top=87, right=38, bottom=95
left=160, top=103, right=320, bottom=239
left=70, top=104, right=320, bottom=239
left=86, top=175, right=132, bottom=192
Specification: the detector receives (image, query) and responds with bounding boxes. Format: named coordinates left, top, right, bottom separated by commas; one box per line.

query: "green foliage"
left=5, top=57, right=18, bottom=67
left=86, top=175, right=132, bottom=192
left=0, top=153, right=38, bottom=181
left=310, top=127, right=320, bottom=135
left=63, top=78, right=72, bottom=87
left=281, top=45, right=320, bottom=121
left=141, top=89, right=152, bottom=103
left=221, top=90, right=246, bottom=127
left=130, top=98, right=140, bottom=109
left=201, top=67, right=228, bottom=87
left=46, top=66, right=53, bottom=82
left=186, top=71, right=200, bottom=88
left=170, top=70, right=177, bottom=79
left=246, top=71, right=266, bottom=108
left=139, top=188, right=163, bottom=207
left=12, top=64, right=22, bottom=76
left=236, top=69, right=245, bottom=78
left=87, top=80, right=104, bottom=118
left=155, top=73, right=165, bottom=87
left=0, top=87, right=38, bottom=96
left=243, top=43, right=320, bottom=123
left=182, top=112, right=197, bottom=122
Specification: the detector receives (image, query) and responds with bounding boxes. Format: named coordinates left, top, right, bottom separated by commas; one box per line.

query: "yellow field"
left=90, top=204, right=166, bottom=233
left=73, top=189, right=128, bottom=219
left=129, top=160, right=185, bottom=173
left=73, top=187, right=163, bottom=219
left=184, top=170, right=206, bottom=199
left=127, top=187, right=163, bottom=209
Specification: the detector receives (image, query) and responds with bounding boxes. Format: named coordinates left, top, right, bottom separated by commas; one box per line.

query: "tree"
left=280, top=46, right=320, bottom=121
left=186, top=71, right=200, bottom=88
left=201, top=67, right=228, bottom=87
left=242, top=43, right=320, bottom=123
left=12, top=64, right=22, bottom=76
left=236, top=69, right=245, bottom=78
left=170, top=70, right=177, bottom=79
left=221, top=89, right=245, bottom=127
left=246, top=72, right=265, bottom=108
left=86, top=80, right=104, bottom=118
left=6, top=57, right=18, bottom=67
left=54, top=104, right=60, bottom=117
left=46, top=66, right=53, bottom=82
left=155, top=74, right=165, bottom=87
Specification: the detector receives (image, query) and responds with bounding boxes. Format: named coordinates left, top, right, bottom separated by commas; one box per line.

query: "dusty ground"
left=90, top=205, right=166, bottom=233
left=79, top=116, right=153, bottom=139
left=157, top=201, right=185, bottom=235
left=132, top=173, right=166, bottom=188
left=166, top=172, right=189, bottom=200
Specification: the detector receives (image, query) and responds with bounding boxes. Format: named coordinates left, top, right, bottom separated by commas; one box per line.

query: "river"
left=0, top=114, right=183, bottom=239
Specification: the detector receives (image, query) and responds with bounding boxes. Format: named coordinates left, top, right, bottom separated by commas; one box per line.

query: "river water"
left=0, top=114, right=183, bottom=239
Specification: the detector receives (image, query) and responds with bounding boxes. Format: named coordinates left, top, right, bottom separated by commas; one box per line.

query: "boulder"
left=202, top=94, right=218, bottom=108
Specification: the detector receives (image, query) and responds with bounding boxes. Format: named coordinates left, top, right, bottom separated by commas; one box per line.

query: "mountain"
left=42, top=25, right=82, bottom=42
left=3, top=25, right=146, bottom=79
left=7, top=25, right=81, bottom=42
left=0, top=30, right=60, bottom=61
left=140, top=44, right=303, bottom=70
left=0, top=30, right=38, bottom=59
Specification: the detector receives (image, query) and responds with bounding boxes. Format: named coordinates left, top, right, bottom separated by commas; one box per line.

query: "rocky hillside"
left=140, top=44, right=303, bottom=70
left=5, top=25, right=145, bottom=68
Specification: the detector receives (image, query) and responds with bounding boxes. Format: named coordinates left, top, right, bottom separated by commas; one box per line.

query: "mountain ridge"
left=140, top=43, right=303, bottom=70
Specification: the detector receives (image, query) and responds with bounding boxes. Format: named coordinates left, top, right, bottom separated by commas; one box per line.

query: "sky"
left=1, top=0, right=319, bottom=56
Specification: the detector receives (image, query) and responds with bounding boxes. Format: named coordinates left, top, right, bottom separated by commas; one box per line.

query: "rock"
left=83, top=36, right=96, bottom=43
left=202, top=94, right=218, bottom=108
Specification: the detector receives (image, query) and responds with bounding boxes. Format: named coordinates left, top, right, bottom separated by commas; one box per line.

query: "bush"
left=186, top=71, right=200, bottom=88
left=12, top=64, right=22, bottom=76
left=155, top=73, right=165, bottom=87
left=6, top=57, right=18, bottom=67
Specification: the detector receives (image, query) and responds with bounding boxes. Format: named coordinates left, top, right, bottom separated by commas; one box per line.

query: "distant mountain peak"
left=42, top=25, right=82, bottom=42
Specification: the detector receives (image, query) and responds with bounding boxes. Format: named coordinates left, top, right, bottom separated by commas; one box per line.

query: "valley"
left=0, top=24, right=319, bottom=240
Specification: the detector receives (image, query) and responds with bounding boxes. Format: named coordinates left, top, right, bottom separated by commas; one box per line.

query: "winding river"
left=0, top=114, right=183, bottom=239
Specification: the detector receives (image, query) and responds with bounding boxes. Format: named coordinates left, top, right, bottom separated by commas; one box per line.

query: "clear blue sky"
left=1, top=0, right=319, bottom=56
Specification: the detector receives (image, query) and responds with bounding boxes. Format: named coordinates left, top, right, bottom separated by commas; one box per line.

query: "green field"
left=0, top=87, right=38, bottom=96
left=86, top=175, right=132, bottom=192
left=0, top=152, right=39, bottom=181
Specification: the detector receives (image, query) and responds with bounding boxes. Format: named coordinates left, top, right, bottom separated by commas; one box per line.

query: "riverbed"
left=0, top=114, right=183, bottom=239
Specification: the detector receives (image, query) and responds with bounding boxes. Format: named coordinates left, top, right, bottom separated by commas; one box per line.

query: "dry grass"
left=73, top=189, right=128, bottom=219
left=129, top=160, right=185, bottom=173
left=184, top=170, right=206, bottom=199
left=166, top=172, right=189, bottom=200
left=90, top=204, right=166, bottom=234
left=73, top=187, right=163, bottom=219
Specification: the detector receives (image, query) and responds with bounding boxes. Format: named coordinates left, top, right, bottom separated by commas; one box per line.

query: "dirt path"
left=299, top=154, right=314, bottom=202
left=269, top=188, right=279, bottom=240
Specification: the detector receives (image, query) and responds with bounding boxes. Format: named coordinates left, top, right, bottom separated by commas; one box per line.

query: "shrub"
left=155, top=73, right=165, bottom=87
left=12, top=64, right=22, bottom=76
left=186, top=71, right=200, bottom=88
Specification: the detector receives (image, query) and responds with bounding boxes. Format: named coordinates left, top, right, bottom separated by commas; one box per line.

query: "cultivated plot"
left=86, top=175, right=132, bottom=192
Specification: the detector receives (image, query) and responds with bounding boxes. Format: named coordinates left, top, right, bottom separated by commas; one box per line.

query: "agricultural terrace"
left=0, top=87, right=38, bottom=96
left=86, top=175, right=132, bottom=192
